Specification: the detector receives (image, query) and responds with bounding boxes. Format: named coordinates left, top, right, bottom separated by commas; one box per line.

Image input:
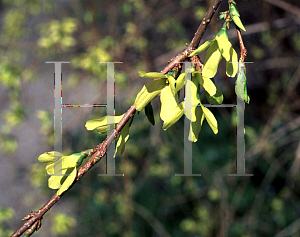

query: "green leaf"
left=160, top=84, right=179, bottom=122
left=202, top=106, right=218, bottom=134
left=206, top=84, right=223, bottom=104
left=57, top=168, right=77, bottom=196
left=175, top=73, right=185, bottom=92
left=232, top=16, right=246, bottom=31
left=42, top=153, right=83, bottom=175
left=225, top=47, right=238, bottom=77
left=216, top=25, right=229, bottom=40
left=189, top=39, right=215, bottom=57
left=167, top=75, right=176, bottom=96
left=200, top=91, right=207, bottom=101
left=138, top=69, right=167, bottom=79
left=215, top=30, right=238, bottom=77
left=38, top=151, right=92, bottom=193
left=85, top=114, right=124, bottom=132
left=145, top=102, right=155, bottom=126
left=202, top=40, right=222, bottom=78
left=162, top=101, right=184, bottom=130
left=73, top=151, right=91, bottom=166
left=38, top=151, right=61, bottom=163
left=186, top=76, right=200, bottom=122
left=229, top=2, right=240, bottom=16
left=128, top=111, right=135, bottom=127
left=135, top=78, right=167, bottom=111
left=191, top=76, right=200, bottom=105
left=48, top=167, right=72, bottom=190
left=230, top=3, right=246, bottom=31
left=216, top=35, right=232, bottom=62
left=235, top=63, right=250, bottom=103
left=218, top=12, right=228, bottom=20
left=196, top=73, right=216, bottom=96
left=244, top=78, right=250, bottom=103
left=114, top=117, right=131, bottom=156
left=188, top=106, right=205, bottom=142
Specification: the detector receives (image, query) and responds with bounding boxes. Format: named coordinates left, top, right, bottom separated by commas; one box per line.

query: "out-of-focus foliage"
left=51, top=213, right=76, bottom=236
left=0, top=0, right=45, bottom=154
left=38, top=18, right=78, bottom=54
left=0, top=207, right=14, bottom=236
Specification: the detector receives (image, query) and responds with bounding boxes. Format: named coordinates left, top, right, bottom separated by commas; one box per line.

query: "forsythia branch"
left=11, top=0, right=223, bottom=236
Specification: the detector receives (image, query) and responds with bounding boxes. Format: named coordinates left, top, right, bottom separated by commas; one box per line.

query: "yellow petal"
left=162, top=102, right=184, bottom=130
left=188, top=107, right=205, bottom=142
left=57, top=168, right=77, bottom=196
left=196, top=74, right=216, bottom=96
left=202, top=40, right=222, bottom=78
left=135, top=79, right=167, bottom=111
left=160, top=85, right=179, bottom=121
left=138, top=69, right=167, bottom=79
left=189, top=39, right=215, bottom=57
left=85, top=114, right=124, bottom=131
left=202, top=106, right=218, bottom=134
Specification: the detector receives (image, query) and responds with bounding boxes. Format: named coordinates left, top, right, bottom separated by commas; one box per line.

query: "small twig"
left=161, top=0, right=223, bottom=74
left=11, top=1, right=223, bottom=236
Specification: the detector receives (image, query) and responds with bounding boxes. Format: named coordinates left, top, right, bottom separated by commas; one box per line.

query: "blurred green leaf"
left=0, top=208, right=14, bottom=222
left=52, top=213, right=76, bottom=236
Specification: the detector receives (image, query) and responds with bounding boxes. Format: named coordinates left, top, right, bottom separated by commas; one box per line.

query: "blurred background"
left=0, top=0, right=300, bottom=236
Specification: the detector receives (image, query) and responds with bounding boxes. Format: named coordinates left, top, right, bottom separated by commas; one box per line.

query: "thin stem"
left=162, top=0, right=223, bottom=74
left=11, top=1, right=223, bottom=236
left=236, top=26, right=247, bottom=62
